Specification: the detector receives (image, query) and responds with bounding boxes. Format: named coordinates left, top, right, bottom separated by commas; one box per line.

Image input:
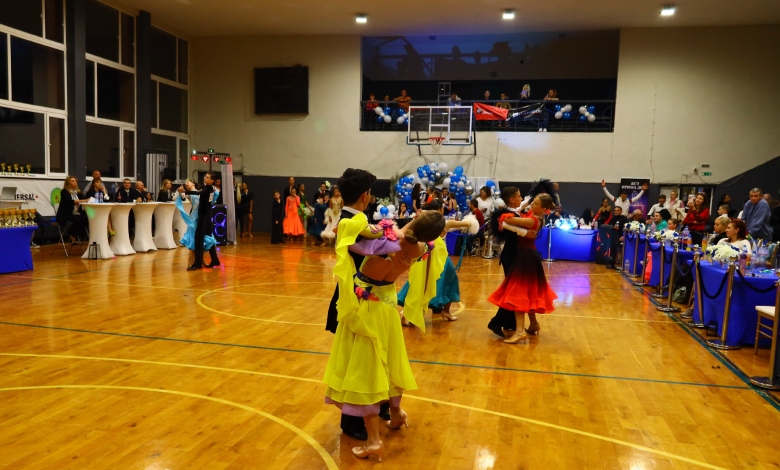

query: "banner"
left=473, top=103, right=508, bottom=121
left=620, top=177, right=650, bottom=217
left=0, top=178, right=63, bottom=216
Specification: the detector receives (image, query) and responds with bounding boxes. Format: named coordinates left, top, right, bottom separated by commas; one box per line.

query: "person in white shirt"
left=81, top=170, right=102, bottom=197
left=476, top=186, right=495, bottom=218
left=716, top=218, right=752, bottom=261
left=667, top=190, right=686, bottom=220
left=601, top=180, right=648, bottom=214
left=647, top=194, right=668, bottom=217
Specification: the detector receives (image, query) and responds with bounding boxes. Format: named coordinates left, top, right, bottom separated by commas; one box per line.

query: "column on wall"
left=66, top=0, right=86, bottom=177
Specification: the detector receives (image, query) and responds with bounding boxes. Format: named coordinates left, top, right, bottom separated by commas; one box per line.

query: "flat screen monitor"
left=254, top=67, right=309, bottom=115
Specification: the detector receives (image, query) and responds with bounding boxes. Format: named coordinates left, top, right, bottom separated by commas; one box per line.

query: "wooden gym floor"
left=1, top=235, right=779, bottom=469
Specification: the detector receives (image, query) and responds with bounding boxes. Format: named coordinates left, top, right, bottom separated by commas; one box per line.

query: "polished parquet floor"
left=1, top=235, right=779, bottom=469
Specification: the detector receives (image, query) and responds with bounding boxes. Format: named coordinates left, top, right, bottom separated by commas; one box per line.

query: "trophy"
left=1, top=163, right=5, bottom=175
left=26, top=164, right=31, bottom=176
left=22, top=210, right=30, bottom=226
left=13, top=164, right=19, bottom=176
left=0, top=210, right=6, bottom=228
left=29, top=208, right=37, bottom=226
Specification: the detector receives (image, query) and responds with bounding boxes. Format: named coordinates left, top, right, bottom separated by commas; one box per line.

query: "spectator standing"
left=539, top=89, right=559, bottom=132
left=447, top=93, right=462, bottom=106
left=647, top=194, right=668, bottom=219
left=476, top=186, right=495, bottom=219
left=313, top=182, right=330, bottom=203
left=483, top=90, right=491, bottom=101
left=667, top=190, right=687, bottom=220
left=519, top=84, right=531, bottom=100
left=601, top=180, right=648, bottom=214
left=682, top=192, right=709, bottom=245
left=271, top=191, right=284, bottom=244
left=741, top=187, right=773, bottom=241
left=543, top=89, right=558, bottom=101
left=596, top=197, right=612, bottom=225
left=82, top=170, right=102, bottom=197
left=770, top=195, right=780, bottom=243
left=393, top=90, right=412, bottom=113
left=237, top=181, right=254, bottom=238
left=283, top=176, right=296, bottom=201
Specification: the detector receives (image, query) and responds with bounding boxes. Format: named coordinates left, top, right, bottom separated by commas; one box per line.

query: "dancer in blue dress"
left=175, top=179, right=218, bottom=254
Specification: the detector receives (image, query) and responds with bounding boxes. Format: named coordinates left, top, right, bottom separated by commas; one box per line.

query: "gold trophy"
left=26, top=164, right=31, bottom=176
left=0, top=210, right=6, bottom=228
left=13, top=164, right=19, bottom=176
left=1, top=163, right=5, bottom=175
left=23, top=210, right=30, bottom=226
left=30, top=208, right=37, bottom=226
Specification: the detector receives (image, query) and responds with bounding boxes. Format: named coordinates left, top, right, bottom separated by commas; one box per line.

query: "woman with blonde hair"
left=56, top=176, right=89, bottom=243
left=157, top=179, right=174, bottom=202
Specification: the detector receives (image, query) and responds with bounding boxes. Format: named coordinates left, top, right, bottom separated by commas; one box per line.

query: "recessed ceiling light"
left=660, top=6, right=676, bottom=16
left=355, top=14, right=367, bottom=23
left=502, top=10, right=515, bottom=20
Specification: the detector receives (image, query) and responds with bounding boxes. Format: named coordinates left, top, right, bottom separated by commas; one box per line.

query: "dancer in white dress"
left=321, top=187, right=342, bottom=246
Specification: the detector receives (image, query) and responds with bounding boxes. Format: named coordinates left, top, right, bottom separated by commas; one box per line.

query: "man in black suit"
left=116, top=178, right=141, bottom=203
left=179, top=172, right=220, bottom=270
left=324, top=168, right=390, bottom=440
left=610, top=206, right=629, bottom=266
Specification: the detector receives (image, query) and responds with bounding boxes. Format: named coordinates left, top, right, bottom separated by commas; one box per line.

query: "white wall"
left=190, top=26, right=780, bottom=184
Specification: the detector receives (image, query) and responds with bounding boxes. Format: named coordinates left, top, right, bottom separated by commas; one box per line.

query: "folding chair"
left=50, top=220, right=84, bottom=258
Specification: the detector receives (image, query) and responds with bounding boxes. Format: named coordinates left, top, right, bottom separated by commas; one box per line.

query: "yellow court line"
left=30, top=277, right=206, bottom=292
left=221, top=252, right=336, bottom=268
left=0, top=353, right=728, bottom=470
left=463, top=307, right=674, bottom=323
left=0, top=383, right=337, bottom=470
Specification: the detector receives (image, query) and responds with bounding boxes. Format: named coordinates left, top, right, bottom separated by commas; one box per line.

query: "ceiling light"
left=502, top=10, right=515, bottom=20
left=355, top=14, right=367, bottom=23
left=660, top=6, right=676, bottom=16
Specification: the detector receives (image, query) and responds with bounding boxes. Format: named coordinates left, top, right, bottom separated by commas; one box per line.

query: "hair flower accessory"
left=354, top=285, right=379, bottom=301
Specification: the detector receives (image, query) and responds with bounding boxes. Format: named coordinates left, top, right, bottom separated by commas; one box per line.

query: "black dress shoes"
left=378, top=402, right=391, bottom=421
left=187, top=265, right=202, bottom=271
left=341, top=413, right=367, bottom=441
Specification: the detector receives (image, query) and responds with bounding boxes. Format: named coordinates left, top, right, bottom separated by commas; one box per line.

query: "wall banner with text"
left=620, top=177, right=650, bottom=217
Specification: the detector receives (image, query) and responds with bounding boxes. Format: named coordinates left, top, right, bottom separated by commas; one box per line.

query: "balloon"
left=584, top=112, right=591, bottom=118
left=486, top=180, right=496, bottom=188
left=464, top=185, right=474, bottom=195
left=377, top=116, right=385, bottom=122
left=403, top=195, right=412, bottom=208
left=493, top=198, right=505, bottom=209
left=380, top=206, right=389, bottom=216
left=579, top=114, right=587, bottom=122
left=457, top=181, right=465, bottom=189
left=554, top=104, right=562, bottom=112
left=563, top=112, right=571, bottom=120
left=387, top=205, right=395, bottom=214
left=405, top=183, right=412, bottom=190
left=384, top=106, right=391, bottom=115
left=373, top=212, right=382, bottom=220
left=555, top=111, right=563, bottom=119
left=374, top=107, right=384, bottom=116
left=588, top=114, right=596, bottom=122
left=587, top=105, right=596, bottom=113
left=454, top=166, right=464, bottom=176
left=421, top=177, right=428, bottom=185
left=442, top=177, right=451, bottom=186
left=439, top=163, right=448, bottom=172
left=579, top=106, right=587, bottom=115
left=563, top=104, right=572, bottom=112
left=430, top=163, right=438, bottom=171
left=397, top=116, right=406, bottom=124
left=398, top=108, right=406, bottom=116
left=383, top=115, right=392, bottom=123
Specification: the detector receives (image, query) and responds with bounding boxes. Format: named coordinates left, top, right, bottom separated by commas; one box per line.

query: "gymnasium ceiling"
left=112, top=0, right=780, bottom=37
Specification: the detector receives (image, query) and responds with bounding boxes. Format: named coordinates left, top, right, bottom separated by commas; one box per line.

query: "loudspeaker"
left=211, top=204, right=227, bottom=245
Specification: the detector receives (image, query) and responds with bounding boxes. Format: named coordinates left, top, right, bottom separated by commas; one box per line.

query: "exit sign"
left=702, top=172, right=712, bottom=176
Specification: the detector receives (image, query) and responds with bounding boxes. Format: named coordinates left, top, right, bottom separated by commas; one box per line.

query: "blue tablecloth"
left=649, top=245, right=695, bottom=287
left=692, top=260, right=779, bottom=346
left=0, top=226, right=36, bottom=274
left=445, top=231, right=469, bottom=256
left=623, top=233, right=647, bottom=276
left=535, top=227, right=597, bottom=262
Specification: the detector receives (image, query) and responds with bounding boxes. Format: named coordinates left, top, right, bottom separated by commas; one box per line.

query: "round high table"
left=80, top=203, right=116, bottom=259
left=110, top=203, right=135, bottom=256
left=172, top=198, right=191, bottom=246
left=132, top=202, right=159, bottom=253
left=154, top=202, right=177, bottom=249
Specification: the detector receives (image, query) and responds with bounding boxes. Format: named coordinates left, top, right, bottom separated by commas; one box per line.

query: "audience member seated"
left=717, top=218, right=752, bottom=260
left=596, top=197, right=612, bottom=225
left=629, top=209, right=643, bottom=222
left=364, top=93, right=379, bottom=111
left=158, top=179, right=174, bottom=202
left=667, top=218, right=680, bottom=232
left=56, top=176, right=89, bottom=244
left=741, top=187, right=773, bottom=241
left=483, top=90, right=491, bottom=101
left=447, top=93, right=462, bottom=106
left=682, top=192, right=709, bottom=245
left=519, top=84, right=531, bottom=100
left=393, top=89, right=412, bottom=113
left=652, top=209, right=671, bottom=231
left=81, top=170, right=102, bottom=197
left=476, top=186, right=494, bottom=219
left=543, top=88, right=559, bottom=101
left=85, top=179, right=116, bottom=236
left=579, top=209, right=594, bottom=228
left=711, top=215, right=729, bottom=245
left=134, top=181, right=149, bottom=202
left=610, top=206, right=629, bottom=263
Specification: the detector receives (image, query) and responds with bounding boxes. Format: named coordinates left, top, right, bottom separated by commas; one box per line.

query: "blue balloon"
left=587, top=105, right=596, bottom=113
left=403, top=195, right=412, bottom=208
left=554, top=104, right=562, bottom=112
left=377, top=116, right=384, bottom=122
left=563, top=112, right=571, bottom=120
left=579, top=114, right=587, bottom=122
left=454, top=166, right=464, bottom=176
left=422, top=165, right=430, bottom=172
left=380, top=206, right=389, bottom=216
left=486, top=180, right=496, bottom=188
left=384, top=106, right=391, bottom=115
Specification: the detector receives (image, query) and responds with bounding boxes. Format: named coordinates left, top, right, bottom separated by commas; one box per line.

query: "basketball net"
left=429, top=137, right=445, bottom=154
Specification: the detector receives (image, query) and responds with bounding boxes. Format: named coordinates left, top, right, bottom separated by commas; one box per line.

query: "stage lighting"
left=191, top=155, right=198, bottom=161
left=225, top=157, right=232, bottom=163
left=355, top=14, right=367, bottom=23
left=502, top=10, right=515, bottom=20
left=201, top=155, right=209, bottom=162
left=660, top=6, right=676, bottom=16
left=212, top=156, right=220, bottom=163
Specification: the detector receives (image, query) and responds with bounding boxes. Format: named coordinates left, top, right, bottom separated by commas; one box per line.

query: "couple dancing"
left=174, top=172, right=221, bottom=270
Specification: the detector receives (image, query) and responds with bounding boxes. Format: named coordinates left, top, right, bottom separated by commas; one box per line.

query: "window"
left=86, top=61, right=95, bottom=116
left=123, top=129, right=135, bottom=177
left=86, top=122, right=120, bottom=178
left=0, top=1, right=43, bottom=37
left=49, top=116, right=66, bottom=173
left=97, top=64, right=135, bottom=123
left=151, top=27, right=176, bottom=81
left=11, top=37, right=65, bottom=109
left=44, top=0, right=64, bottom=43
left=121, top=13, right=135, bottom=67
left=159, top=83, right=187, bottom=133
left=85, top=0, right=119, bottom=63
left=0, top=106, right=46, bottom=175
left=178, top=38, right=188, bottom=85
left=0, top=33, right=7, bottom=101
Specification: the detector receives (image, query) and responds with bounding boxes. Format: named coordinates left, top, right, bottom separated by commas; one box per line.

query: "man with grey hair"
left=741, top=187, right=772, bottom=240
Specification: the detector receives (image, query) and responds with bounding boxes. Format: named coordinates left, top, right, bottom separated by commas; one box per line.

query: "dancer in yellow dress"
left=323, top=210, right=446, bottom=462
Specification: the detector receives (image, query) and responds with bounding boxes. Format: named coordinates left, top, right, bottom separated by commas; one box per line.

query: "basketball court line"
left=0, top=322, right=749, bottom=390
left=0, top=383, right=338, bottom=470
left=0, top=353, right=730, bottom=470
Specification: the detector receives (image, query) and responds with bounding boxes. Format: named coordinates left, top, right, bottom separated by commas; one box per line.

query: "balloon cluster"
left=374, top=106, right=408, bottom=125
left=373, top=203, right=396, bottom=220
left=553, top=104, right=596, bottom=122
left=394, top=163, right=498, bottom=215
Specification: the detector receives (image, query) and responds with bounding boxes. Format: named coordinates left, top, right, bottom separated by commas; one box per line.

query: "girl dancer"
left=488, top=193, right=558, bottom=343
left=324, top=208, right=446, bottom=462
left=283, top=187, right=305, bottom=240
left=175, top=179, right=218, bottom=256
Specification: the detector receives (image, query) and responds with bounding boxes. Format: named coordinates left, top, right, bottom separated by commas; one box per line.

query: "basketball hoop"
left=428, top=137, right=445, bottom=154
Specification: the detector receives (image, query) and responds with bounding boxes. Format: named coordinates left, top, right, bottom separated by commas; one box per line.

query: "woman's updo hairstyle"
left=535, top=194, right=555, bottom=210
left=404, top=211, right=445, bottom=244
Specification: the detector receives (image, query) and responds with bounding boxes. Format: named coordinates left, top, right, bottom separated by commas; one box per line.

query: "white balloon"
left=439, top=163, right=449, bottom=172
left=404, top=183, right=412, bottom=190
left=397, top=116, right=405, bottom=124
left=387, top=205, right=395, bottom=214
left=457, top=181, right=465, bottom=189
left=373, top=212, right=381, bottom=220
left=564, top=104, right=572, bottom=112
left=555, top=111, right=563, bottom=119
left=493, top=198, right=505, bottom=209
left=588, top=114, right=596, bottom=122
left=374, top=107, right=384, bottom=116
left=584, top=112, right=591, bottom=118
left=430, top=163, right=438, bottom=171
left=421, top=177, right=428, bottom=184
left=383, top=115, right=392, bottom=123
left=442, top=177, right=451, bottom=186
left=579, top=106, right=587, bottom=114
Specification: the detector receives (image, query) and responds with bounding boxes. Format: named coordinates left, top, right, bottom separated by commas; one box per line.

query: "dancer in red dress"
left=488, top=193, right=558, bottom=344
